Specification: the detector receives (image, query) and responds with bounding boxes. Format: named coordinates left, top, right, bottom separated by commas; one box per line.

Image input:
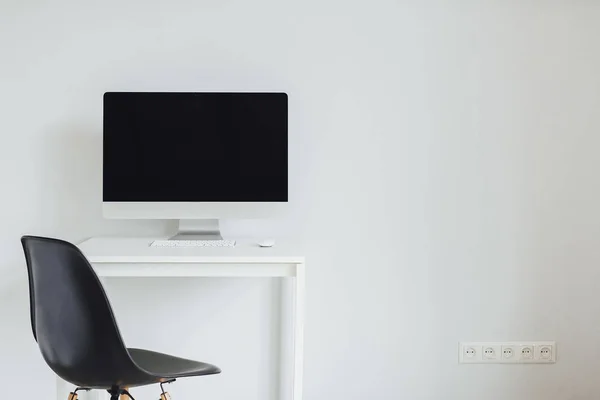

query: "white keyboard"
left=150, top=240, right=236, bottom=247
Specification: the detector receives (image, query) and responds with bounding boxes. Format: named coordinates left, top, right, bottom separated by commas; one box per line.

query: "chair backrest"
left=21, top=236, right=134, bottom=387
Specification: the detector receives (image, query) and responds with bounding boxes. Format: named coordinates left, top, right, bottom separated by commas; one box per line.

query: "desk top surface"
left=78, top=237, right=305, bottom=264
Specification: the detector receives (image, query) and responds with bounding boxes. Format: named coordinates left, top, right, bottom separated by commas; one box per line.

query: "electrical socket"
left=482, top=345, right=501, bottom=360
left=520, top=345, right=534, bottom=361
left=460, top=345, right=481, bottom=363
left=537, top=344, right=553, bottom=360
left=459, top=342, right=556, bottom=364
left=501, top=345, right=517, bottom=360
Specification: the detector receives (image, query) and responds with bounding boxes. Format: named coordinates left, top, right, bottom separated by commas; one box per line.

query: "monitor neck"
left=170, top=219, right=223, bottom=240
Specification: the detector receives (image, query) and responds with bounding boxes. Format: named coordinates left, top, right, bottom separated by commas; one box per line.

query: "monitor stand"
left=170, top=219, right=223, bottom=240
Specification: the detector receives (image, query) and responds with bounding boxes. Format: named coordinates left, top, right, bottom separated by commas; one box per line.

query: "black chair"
left=21, top=236, right=221, bottom=400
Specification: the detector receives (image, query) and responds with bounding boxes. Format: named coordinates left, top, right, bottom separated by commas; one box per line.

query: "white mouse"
left=258, top=239, right=275, bottom=248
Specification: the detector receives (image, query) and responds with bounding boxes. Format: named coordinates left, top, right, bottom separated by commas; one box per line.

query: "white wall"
left=1, top=1, right=600, bottom=399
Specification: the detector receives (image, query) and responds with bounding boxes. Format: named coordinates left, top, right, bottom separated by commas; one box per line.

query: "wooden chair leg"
left=120, top=388, right=130, bottom=400
left=160, top=393, right=171, bottom=400
left=67, top=393, right=78, bottom=400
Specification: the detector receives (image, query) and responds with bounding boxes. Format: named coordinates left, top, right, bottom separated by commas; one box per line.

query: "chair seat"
left=128, top=348, right=221, bottom=379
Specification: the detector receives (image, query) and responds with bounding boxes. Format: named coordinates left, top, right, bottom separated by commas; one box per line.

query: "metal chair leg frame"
left=159, top=379, right=176, bottom=400
left=68, top=387, right=91, bottom=400
left=107, top=388, right=135, bottom=400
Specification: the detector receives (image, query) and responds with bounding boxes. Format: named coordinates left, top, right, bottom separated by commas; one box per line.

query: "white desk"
left=63, top=237, right=305, bottom=400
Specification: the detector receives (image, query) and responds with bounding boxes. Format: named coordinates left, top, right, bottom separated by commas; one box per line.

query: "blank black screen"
left=103, top=92, right=288, bottom=202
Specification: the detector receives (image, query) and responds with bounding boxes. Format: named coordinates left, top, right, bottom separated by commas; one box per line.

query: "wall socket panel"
left=459, top=341, right=556, bottom=364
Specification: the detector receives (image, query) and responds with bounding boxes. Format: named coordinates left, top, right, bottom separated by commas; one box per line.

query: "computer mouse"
left=258, top=239, right=275, bottom=248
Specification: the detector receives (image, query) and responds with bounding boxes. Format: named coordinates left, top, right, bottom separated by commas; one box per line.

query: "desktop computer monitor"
left=102, top=92, right=288, bottom=238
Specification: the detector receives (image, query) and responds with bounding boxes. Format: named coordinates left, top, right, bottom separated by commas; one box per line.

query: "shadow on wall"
left=38, top=126, right=169, bottom=242
left=0, top=275, right=52, bottom=386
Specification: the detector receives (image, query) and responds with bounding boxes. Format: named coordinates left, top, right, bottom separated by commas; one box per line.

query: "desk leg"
left=292, top=263, right=305, bottom=400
